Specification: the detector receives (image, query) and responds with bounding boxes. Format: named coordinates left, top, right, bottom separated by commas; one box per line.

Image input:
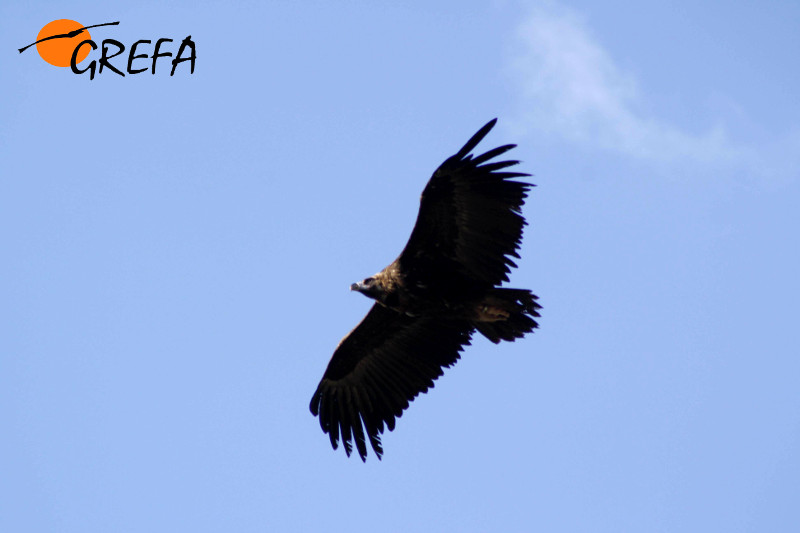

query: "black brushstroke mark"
left=18, top=21, right=120, bottom=54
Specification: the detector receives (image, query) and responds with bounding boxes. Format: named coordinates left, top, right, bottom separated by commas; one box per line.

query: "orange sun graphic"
left=36, top=19, right=92, bottom=67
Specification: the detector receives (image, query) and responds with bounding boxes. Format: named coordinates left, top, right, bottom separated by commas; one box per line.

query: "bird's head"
left=350, top=276, right=384, bottom=301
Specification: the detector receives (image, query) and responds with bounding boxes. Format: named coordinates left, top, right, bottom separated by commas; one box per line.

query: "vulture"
left=309, top=118, right=540, bottom=461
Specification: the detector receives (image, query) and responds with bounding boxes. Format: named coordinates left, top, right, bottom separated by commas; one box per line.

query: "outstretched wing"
left=310, top=303, right=473, bottom=461
left=398, top=118, right=532, bottom=289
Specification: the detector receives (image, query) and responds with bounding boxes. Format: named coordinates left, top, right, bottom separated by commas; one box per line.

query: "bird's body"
left=310, top=119, right=540, bottom=460
left=352, top=267, right=537, bottom=334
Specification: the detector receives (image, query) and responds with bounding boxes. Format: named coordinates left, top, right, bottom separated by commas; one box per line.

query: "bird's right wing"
left=309, top=303, right=473, bottom=461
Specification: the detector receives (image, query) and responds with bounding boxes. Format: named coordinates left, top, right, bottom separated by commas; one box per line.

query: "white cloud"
left=507, top=3, right=740, bottom=164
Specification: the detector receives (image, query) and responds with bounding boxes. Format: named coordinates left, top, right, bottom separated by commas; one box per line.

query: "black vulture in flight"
left=310, top=119, right=540, bottom=461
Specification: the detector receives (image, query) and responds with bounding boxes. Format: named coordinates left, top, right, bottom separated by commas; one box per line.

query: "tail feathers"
left=474, top=288, right=541, bottom=344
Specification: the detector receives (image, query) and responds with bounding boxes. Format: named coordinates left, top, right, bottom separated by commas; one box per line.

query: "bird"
left=309, top=118, right=540, bottom=461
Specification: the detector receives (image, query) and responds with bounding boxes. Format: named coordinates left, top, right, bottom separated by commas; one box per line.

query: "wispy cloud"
left=507, top=3, right=746, bottom=165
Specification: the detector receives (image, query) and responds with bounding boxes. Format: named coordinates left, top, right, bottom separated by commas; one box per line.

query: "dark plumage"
left=309, top=119, right=541, bottom=461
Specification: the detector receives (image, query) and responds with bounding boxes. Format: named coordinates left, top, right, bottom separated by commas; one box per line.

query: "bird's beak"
left=350, top=277, right=375, bottom=296
left=350, top=282, right=362, bottom=292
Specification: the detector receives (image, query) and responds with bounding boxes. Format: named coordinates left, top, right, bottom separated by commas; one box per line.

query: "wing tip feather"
left=455, top=118, right=498, bottom=159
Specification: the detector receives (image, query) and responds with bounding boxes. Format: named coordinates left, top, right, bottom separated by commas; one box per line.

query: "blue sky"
left=2, top=1, right=799, bottom=531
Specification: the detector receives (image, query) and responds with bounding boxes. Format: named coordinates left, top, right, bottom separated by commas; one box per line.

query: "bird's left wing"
left=397, top=119, right=532, bottom=290
left=310, top=303, right=473, bottom=461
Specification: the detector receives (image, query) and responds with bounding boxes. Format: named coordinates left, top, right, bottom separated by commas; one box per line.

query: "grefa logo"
left=18, top=19, right=196, bottom=80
